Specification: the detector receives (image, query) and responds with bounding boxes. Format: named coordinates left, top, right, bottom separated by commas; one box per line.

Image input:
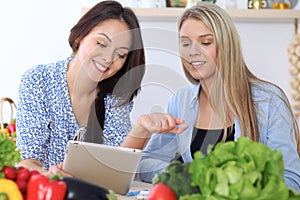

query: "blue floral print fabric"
left=16, top=57, right=133, bottom=169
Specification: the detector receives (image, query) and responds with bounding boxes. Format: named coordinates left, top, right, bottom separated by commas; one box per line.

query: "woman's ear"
left=73, top=38, right=80, bottom=52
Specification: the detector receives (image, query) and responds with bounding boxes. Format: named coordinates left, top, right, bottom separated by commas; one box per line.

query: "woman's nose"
left=102, top=50, right=113, bottom=64
left=189, top=43, right=201, bottom=56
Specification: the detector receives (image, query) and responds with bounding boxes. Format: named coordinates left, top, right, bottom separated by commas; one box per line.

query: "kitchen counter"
left=117, top=181, right=153, bottom=200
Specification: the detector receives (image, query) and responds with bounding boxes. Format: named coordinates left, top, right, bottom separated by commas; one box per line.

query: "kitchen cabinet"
left=82, top=7, right=299, bottom=32
left=82, top=7, right=300, bottom=21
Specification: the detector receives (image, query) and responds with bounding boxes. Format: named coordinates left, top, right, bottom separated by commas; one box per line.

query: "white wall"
left=0, top=0, right=299, bottom=123
left=130, top=18, right=298, bottom=122
left=0, top=0, right=82, bottom=122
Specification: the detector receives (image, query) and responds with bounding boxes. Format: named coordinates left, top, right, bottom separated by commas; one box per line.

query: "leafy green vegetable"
left=202, top=0, right=217, bottom=4
left=152, top=161, right=200, bottom=198
left=184, top=137, right=300, bottom=199
left=0, top=134, right=21, bottom=177
left=106, top=190, right=117, bottom=200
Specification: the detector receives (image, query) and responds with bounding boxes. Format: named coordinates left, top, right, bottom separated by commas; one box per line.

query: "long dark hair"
left=69, top=0, right=145, bottom=130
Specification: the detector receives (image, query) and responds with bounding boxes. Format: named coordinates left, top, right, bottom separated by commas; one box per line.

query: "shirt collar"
left=190, top=83, right=200, bottom=107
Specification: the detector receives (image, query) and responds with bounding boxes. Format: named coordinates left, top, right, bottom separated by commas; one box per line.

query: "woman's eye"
left=181, top=41, right=191, bottom=47
left=97, top=42, right=106, bottom=48
left=115, top=51, right=127, bottom=59
left=180, top=37, right=192, bottom=47
left=202, top=42, right=212, bottom=46
left=117, top=53, right=125, bottom=59
left=201, top=39, right=214, bottom=46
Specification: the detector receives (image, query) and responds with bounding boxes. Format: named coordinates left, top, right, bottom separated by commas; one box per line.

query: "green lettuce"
left=181, top=137, right=300, bottom=200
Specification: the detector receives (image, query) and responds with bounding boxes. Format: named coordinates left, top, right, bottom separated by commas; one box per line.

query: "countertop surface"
left=117, top=181, right=153, bottom=200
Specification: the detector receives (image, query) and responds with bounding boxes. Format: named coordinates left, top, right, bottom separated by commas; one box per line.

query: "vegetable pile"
left=2, top=118, right=17, bottom=140
left=1, top=165, right=118, bottom=200
left=0, top=134, right=20, bottom=175
left=152, top=161, right=199, bottom=198
left=0, top=97, right=17, bottom=141
left=1, top=165, right=117, bottom=200
left=1, top=166, right=40, bottom=199
left=151, top=137, right=300, bottom=200
left=0, top=121, right=16, bottom=137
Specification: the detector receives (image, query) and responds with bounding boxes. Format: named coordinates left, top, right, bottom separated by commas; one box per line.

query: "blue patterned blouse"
left=16, top=57, right=133, bottom=170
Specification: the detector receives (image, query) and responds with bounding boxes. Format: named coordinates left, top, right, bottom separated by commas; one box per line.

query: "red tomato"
left=6, top=123, right=16, bottom=134
left=17, top=168, right=31, bottom=182
left=147, top=183, right=177, bottom=200
left=2, top=166, right=17, bottom=180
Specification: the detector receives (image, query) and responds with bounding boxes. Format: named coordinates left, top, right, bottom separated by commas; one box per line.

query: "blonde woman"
left=138, top=2, right=300, bottom=192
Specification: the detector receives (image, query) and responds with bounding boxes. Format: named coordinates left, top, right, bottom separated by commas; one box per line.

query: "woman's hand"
left=136, top=112, right=188, bottom=134
left=45, top=162, right=73, bottom=178
left=121, top=112, right=188, bottom=149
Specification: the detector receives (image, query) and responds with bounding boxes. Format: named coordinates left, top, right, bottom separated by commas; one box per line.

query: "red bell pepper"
left=27, top=174, right=67, bottom=200
left=6, top=123, right=16, bottom=135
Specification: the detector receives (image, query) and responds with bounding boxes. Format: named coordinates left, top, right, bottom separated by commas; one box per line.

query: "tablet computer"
left=62, top=140, right=143, bottom=195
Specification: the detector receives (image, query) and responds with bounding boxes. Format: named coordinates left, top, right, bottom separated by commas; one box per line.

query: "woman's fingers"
left=174, top=118, right=184, bottom=125
left=161, top=114, right=188, bottom=134
left=169, top=123, right=188, bottom=134
left=153, top=113, right=188, bottom=134
left=136, top=112, right=188, bottom=134
left=58, top=162, right=64, bottom=169
left=47, top=165, right=73, bottom=177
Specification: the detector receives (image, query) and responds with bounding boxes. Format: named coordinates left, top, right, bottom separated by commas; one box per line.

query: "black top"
left=177, top=125, right=235, bottom=162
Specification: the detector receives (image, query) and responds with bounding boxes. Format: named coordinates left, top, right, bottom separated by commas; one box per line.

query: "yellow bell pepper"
left=0, top=179, right=23, bottom=200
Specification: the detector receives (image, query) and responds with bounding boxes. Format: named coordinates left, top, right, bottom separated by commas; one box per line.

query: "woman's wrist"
left=121, top=120, right=152, bottom=149
left=129, top=123, right=152, bottom=139
left=18, top=159, right=47, bottom=174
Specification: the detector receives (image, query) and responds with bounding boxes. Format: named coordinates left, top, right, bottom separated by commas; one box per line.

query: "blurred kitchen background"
left=0, top=0, right=299, bottom=123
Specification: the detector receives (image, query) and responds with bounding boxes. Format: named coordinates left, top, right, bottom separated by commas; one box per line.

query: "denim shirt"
left=16, top=57, right=133, bottom=169
left=138, top=82, right=300, bottom=192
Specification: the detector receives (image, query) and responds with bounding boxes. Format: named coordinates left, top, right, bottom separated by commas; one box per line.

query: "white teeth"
left=191, top=61, right=205, bottom=65
left=95, top=62, right=107, bottom=71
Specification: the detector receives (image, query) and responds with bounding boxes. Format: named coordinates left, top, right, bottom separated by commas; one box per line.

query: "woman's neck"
left=67, top=58, right=98, bottom=98
left=196, top=81, right=233, bottom=130
left=67, top=58, right=98, bottom=127
left=199, top=78, right=213, bottom=96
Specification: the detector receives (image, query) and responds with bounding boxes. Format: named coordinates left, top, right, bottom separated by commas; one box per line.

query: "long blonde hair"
left=178, top=2, right=300, bottom=156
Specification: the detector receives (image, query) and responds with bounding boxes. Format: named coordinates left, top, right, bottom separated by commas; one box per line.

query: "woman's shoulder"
left=175, top=83, right=199, bottom=97
left=105, top=94, right=134, bottom=108
left=251, top=81, right=287, bottom=102
left=22, top=57, right=70, bottom=82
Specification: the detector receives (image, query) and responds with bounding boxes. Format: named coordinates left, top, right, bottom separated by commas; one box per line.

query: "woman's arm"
left=18, top=159, right=47, bottom=175
left=121, top=113, right=188, bottom=149
left=16, top=67, right=51, bottom=170
left=18, top=159, right=72, bottom=177
left=264, top=92, right=300, bottom=192
left=135, top=91, right=189, bottom=182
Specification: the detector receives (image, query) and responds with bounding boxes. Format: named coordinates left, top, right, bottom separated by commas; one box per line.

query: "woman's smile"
left=190, top=61, right=206, bottom=69
left=93, top=60, right=108, bottom=73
